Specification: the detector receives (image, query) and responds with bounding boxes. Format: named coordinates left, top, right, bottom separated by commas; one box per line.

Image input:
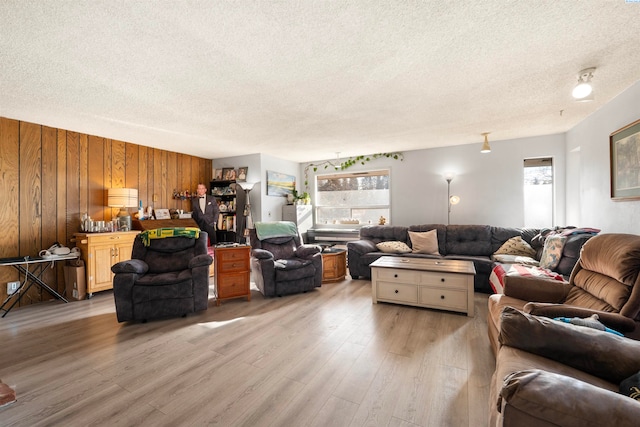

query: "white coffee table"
left=371, top=257, right=476, bottom=317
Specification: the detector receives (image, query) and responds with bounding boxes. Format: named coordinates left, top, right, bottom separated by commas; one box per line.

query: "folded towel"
left=255, top=221, right=298, bottom=240
left=140, top=227, right=200, bottom=246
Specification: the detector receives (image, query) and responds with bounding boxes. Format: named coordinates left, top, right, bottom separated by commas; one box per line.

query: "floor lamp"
left=444, top=173, right=460, bottom=225
left=236, top=182, right=256, bottom=244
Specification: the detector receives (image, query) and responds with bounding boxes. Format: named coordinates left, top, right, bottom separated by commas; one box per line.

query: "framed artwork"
left=214, top=169, right=223, bottom=180
left=154, top=208, right=171, bottom=219
left=222, top=167, right=237, bottom=180
left=267, top=170, right=295, bottom=196
left=238, top=166, right=248, bottom=182
left=610, top=118, right=640, bottom=200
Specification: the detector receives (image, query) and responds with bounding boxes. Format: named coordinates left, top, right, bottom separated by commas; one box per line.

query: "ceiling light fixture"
left=572, top=67, right=596, bottom=100
left=480, top=132, right=491, bottom=154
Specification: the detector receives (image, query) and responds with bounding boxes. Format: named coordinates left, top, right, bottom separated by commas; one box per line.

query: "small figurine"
left=379, top=216, right=387, bottom=225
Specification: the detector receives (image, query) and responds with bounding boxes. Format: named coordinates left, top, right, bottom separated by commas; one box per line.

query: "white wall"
left=302, top=134, right=566, bottom=228
left=213, top=153, right=299, bottom=223
left=566, top=80, right=640, bottom=233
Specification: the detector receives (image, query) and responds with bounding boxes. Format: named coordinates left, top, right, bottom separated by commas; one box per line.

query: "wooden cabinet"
left=73, top=231, right=139, bottom=297
left=214, top=245, right=251, bottom=305
left=321, top=249, right=347, bottom=283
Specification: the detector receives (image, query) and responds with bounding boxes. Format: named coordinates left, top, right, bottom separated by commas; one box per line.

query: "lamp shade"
left=108, top=188, right=138, bottom=208
left=235, top=181, right=256, bottom=191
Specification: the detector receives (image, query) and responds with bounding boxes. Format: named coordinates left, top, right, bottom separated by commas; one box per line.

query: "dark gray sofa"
left=347, top=224, right=592, bottom=294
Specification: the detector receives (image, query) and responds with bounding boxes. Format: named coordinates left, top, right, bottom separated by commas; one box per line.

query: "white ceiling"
left=1, top=1, right=640, bottom=163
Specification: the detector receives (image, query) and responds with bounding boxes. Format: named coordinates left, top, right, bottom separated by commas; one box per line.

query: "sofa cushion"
left=494, top=236, right=537, bottom=258
left=408, top=230, right=440, bottom=255
left=499, top=306, right=640, bottom=383
left=492, top=254, right=538, bottom=266
left=445, top=225, right=492, bottom=256
left=539, top=235, right=566, bottom=270
left=490, top=226, right=524, bottom=253
left=376, top=241, right=412, bottom=254
left=409, top=224, right=447, bottom=255
left=360, top=225, right=408, bottom=244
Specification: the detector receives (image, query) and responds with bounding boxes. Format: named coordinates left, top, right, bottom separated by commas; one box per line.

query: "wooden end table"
left=321, top=248, right=347, bottom=283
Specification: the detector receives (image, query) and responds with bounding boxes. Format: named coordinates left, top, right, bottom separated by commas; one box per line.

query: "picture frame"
left=214, top=169, right=223, bottom=180
left=221, top=167, right=237, bottom=181
left=610, top=118, right=640, bottom=200
left=237, top=166, right=248, bottom=182
left=266, top=170, right=295, bottom=196
left=154, top=208, right=171, bottom=220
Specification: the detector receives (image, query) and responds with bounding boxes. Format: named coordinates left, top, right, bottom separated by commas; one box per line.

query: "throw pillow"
left=539, top=235, right=566, bottom=270
left=408, top=230, right=440, bottom=255
left=620, top=371, right=640, bottom=401
left=491, top=254, right=539, bottom=266
left=494, top=236, right=537, bottom=257
left=376, top=241, right=412, bottom=254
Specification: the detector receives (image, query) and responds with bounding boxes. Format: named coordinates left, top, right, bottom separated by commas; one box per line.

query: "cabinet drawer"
left=419, top=287, right=467, bottom=311
left=217, top=272, right=249, bottom=298
left=219, top=259, right=249, bottom=273
left=377, top=282, right=418, bottom=303
left=217, top=248, right=248, bottom=262
left=376, top=268, right=419, bottom=284
left=419, top=272, right=468, bottom=290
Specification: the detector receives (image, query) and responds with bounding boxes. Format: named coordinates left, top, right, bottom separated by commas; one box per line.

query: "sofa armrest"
left=503, top=275, right=571, bottom=303
left=189, top=254, right=213, bottom=269
left=499, top=306, right=640, bottom=383
left=111, top=259, right=149, bottom=275
left=523, top=302, right=637, bottom=333
left=498, top=369, right=640, bottom=427
left=251, top=248, right=274, bottom=260
left=296, top=244, right=321, bottom=259
left=347, top=239, right=377, bottom=255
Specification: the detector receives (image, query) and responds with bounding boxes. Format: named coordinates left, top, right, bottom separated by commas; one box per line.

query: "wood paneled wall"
left=0, top=117, right=212, bottom=307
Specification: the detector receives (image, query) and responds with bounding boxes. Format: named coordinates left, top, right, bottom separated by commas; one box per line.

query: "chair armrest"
left=503, top=275, right=571, bottom=303
left=498, top=370, right=640, bottom=427
left=296, top=244, right=321, bottom=259
left=111, top=259, right=149, bottom=275
left=252, top=248, right=274, bottom=260
left=524, top=302, right=637, bottom=333
left=347, top=239, right=377, bottom=255
left=189, top=254, right=213, bottom=269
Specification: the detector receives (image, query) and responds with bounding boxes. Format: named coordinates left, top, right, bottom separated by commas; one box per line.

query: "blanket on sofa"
left=489, top=263, right=564, bottom=294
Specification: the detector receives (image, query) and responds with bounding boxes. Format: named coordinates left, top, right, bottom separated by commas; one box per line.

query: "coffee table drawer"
left=419, top=271, right=467, bottom=289
left=377, top=282, right=418, bottom=303
left=377, top=268, right=419, bottom=284
left=419, top=287, right=467, bottom=311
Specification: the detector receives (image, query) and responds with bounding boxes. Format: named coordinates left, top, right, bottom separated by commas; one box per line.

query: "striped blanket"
left=140, top=227, right=200, bottom=247
left=489, top=263, right=565, bottom=294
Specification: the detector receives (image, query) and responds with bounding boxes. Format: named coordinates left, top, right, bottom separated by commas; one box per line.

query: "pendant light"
left=480, top=132, right=491, bottom=154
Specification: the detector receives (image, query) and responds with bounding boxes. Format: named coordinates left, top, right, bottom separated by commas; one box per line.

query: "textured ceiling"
left=1, top=1, right=640, bottom=162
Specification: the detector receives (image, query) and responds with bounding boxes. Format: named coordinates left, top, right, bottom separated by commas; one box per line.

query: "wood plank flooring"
left=0, top=278, right=495, bottom=426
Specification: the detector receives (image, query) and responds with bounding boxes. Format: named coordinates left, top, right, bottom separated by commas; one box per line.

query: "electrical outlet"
left=7, top=281, right=20, bottom=295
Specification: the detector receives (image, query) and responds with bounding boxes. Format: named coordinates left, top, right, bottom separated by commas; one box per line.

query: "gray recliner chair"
left=111, top=230, right=212, bottom=322
left=249, top=221, right=322, bottom=297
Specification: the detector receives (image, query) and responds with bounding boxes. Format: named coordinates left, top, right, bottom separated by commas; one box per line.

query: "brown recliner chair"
left=488, top=233, right=640, bottom=352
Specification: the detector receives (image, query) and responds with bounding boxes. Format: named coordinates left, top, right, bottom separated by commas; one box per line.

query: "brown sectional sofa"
left=347, top=224, right=592, bottom=294
left=487, top=233, right=640, bottom=426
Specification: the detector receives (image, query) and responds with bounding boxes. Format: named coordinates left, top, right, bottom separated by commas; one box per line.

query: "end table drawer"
left=419, top=287, right=467, bottom=311
left=219, top=259, right=249, bottom=272
left=217, top=272, right=250, bottom=298
left=377, top=282, right=418, bottom=303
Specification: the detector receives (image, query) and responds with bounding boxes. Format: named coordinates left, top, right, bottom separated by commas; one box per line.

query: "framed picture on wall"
left=610, top=118, right=640, bottom=200
left=222, top=168, right=237, bottom=180
left=238, top=167, right=248, bottom=182
left=214, top=169, right=223, bottom=180
left=266, top=170, right=295, bottom=196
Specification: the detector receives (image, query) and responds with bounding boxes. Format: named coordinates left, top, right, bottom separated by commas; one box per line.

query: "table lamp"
left=108, top=188, right=138, bottom=231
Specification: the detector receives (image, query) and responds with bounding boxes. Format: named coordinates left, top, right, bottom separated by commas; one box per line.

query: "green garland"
left=303, top=152, right=404, bottom=191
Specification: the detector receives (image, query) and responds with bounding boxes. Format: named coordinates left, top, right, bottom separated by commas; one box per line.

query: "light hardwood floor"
left=0, top=278, right=495, bottom=427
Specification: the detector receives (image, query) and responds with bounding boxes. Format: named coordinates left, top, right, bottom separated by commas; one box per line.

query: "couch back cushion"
left=261, top=236, right=298, bottom=260
left=132, top=235, right=201, bottom=274
left=359, top=225, right=408, bottom=245
left=490, top=227, right=523, bottom=254
left=408, top=224, right=446, bottom=255
left=571, top=233, right=640, bottom=319
left=445, top=225, right=492, bottom=256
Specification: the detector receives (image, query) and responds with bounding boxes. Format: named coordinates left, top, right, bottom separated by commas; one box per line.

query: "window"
left=523, top=157, right=553, bottom=227
left=315, top=169, right=390, bottom=225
